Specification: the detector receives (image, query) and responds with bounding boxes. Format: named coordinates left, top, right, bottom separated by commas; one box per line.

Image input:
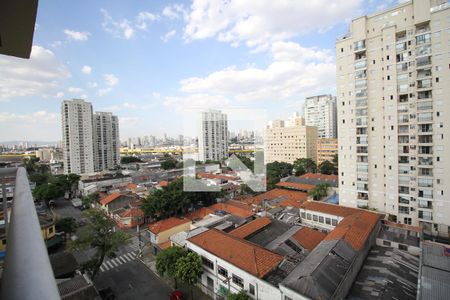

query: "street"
left=94, top=259, right=171, bottom=300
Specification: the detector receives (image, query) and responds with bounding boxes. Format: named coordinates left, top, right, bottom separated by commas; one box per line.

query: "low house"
left=147, top=217, right=192, bottom=254
left=99, top=193, right=133, bottom=214
left=78, top=174, right=132, bottom=196
left=115, top=207, right=144, bottom=229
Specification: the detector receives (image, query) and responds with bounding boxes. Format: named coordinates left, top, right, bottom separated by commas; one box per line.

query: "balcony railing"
left=1, top=167, right=60, bottom=300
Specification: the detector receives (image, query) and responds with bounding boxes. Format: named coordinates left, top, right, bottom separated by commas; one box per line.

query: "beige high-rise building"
left=93, top=112, right=120, bottom=172
left=317, top=138, right=338, bottom=165
left=304, top=95, right=338, bottom=138
left=336, top=0, right=450, bottom=237
left=264, top=117, right=317, bottom=164
left=198, top=110, right=228, bottom=162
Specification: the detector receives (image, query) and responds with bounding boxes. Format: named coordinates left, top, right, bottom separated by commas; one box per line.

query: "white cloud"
left=51, top=40, right=63, bottom=48
left=104, top=74, right=119, bottom=86
left=183, top=0, right=361, bottom=48
left=136, top=12, right=160, bottom=30
left=162, top=4, right=187, bottom=20
left=67, top=87, right=84, bottom=93
left=0, top=45, right=70, bottom=101
left=81, top=65, right=92, bottom=75
left=98, top=87, right=112, bottom=96
left=179, top=41, right=335, bottom=102
left=56, top=92, right=64, bottom=98
left=161, top=30, right=177, bottom=42
left=164, top=94, right=231, bottom=112
left=100, top=9, right=160, bottom=39
left=87, top=81, right=98, bottom=88
left=101, top=9, right=135, bottom=39
left=63, top=29, right=90, bottom=41
left=0, top=111, right=60, bottom=141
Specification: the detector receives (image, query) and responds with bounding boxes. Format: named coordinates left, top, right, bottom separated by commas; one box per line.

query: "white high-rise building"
left=93, top=112, right=120, bottom=172
left=336, top=0, right=450, bottom=237
left=198, top=110, right=228, bottom=162
left=304, top=94, right=337, bottom=138
left=61, top=99, right=95, bottom=175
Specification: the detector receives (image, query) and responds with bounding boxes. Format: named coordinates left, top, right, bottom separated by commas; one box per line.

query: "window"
left=49, top=227, right=54, bottom=234
left=218, top=266, right=228, bottom=277
left=202, top=256, right=214, bottom=270
left=306, top=213, right=312, bottom=220
left=232, top=274, right=244, bottom=288
left=300, top=212, right=306, bottom=218
left=399, top=244, right=408, bottom=251
left=332, top=219, right=338, bottom=226
left=249, top=284, right=255, bottom=296
left=383, top=240, right=391, bottom=246
left=313, top=215, right=318, bottom=222
left=319, top=216, right=324, bottom=223
left=325, top=218, right=331, bottom=225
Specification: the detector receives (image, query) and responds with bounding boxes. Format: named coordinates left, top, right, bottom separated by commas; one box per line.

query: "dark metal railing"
left=1, top=167, right=60, bottom=300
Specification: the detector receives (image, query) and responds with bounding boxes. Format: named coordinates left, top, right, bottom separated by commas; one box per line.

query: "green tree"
left=121, top=156, right=143, bottom=164
left=266, top=161, right=294, bottom=190
left=33, top=183, right=64, bottom=205
left=56, top=217, right=78, bottom=235
left=293, top=158, right=317, bottom=176
left=318, top=160, right=337, bottom=175
left=228, top=155, right=254, bottom=171
left=161, top=159, right=178, bottom=170
left=82, top=192, right=99, bottom=207
left=175, top=252, right=203, bottom=300
left=70, top=209, right=131, bottom=279
left=23, top=157, right=40, bottom=173
left=308, top=183, right=330, bottom=200
left=156, top=246, right=187, bottom=288
left=29, top=173, right=50, bottom=186
left=227, top=291, right=250, bottom=300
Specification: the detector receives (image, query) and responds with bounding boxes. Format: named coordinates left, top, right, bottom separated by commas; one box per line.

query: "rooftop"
left=276, top=181, right=315, bottom=191
left=229, top=217, right=272, bottom=239
left=197, top=172, right=238, bottom=181
left=119, top=207, right=144, bottom=218
left=185, top=207, right=215, bottom=221
left=247, top=220, right=292, bottom=247
left=208, top=202, right=255, bottom=219
left=291, top=227, right=327, bottom=252
left=300, top=200, right=361, bottom=217
left=188, top=229, right=283, bottom=278
left=282, top=173, right=338, bottom=187
left=245, top=188, right=308, bottom=206
left=148, top=217, right=191, bottom=234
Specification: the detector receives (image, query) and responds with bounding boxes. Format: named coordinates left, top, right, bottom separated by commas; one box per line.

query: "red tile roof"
left=276, top=181, right=315, bottom=191
left=127, top=183, right=137, bottom=190
left=100, top=193, right=121, bottom=205
left=159, top=180, right=169, bottom=187
left=188, top=229, right=283, bottom=278
left=244, top=189, right=308, bottom=206
left=225, top=200, right=254, bottom=211
left=148, top=217, right=191, bottom=234
left=279, top=199, right=304, bottom=208
left=292, top=227, right=327, bottom=251
left=197, top=172, right=238, bottom=181
left=158, top=241, right=172, bottom=250
left=208, top=203, right=255, bottom=219
left=119, top=207, right=144, bottom=218
left=299, top=173, right=338, bottom=182
left=185, top=207, right=215, bottom=221
left=300, top=201, right=361, bottom=217
left=324, top=211, right=381, bottom=250
left=382, top=220, right=422, bottom=233
left=229, top=217, right=272, bottom=239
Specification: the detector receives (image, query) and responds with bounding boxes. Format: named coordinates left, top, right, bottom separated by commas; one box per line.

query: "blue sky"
left=0, top=0, right=403, bottom=142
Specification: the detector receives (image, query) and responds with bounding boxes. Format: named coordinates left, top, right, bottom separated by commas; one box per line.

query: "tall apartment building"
left=198, top=110, right=228, bottom=162
left=93, top=112, right=120, bottom=172
left=317, top=138, right=338, bottom=165
left=264, top=117, right=317, bottom=164
left=304, top=95, right=338, bottom=138
left=61, top=99, right=95, bottom=174
left=336, top=0, right=450, bottom=237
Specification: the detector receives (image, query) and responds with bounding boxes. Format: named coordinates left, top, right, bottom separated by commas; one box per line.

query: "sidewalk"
left=138, top=249, right=213, bottom=300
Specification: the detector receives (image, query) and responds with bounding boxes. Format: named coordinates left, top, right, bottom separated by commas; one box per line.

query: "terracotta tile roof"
left=127, top=183, right=137, bottom=190
left=276, top=181, right=315, bottom=191
left=299, top=173, right=338, bottom=182
left=225, top=200, right=254, bottom=211
left=244, top=188, right=308, bottom=206
left=148, top=217, right=191, bottom=234
left=292, top=227, right=327, bottom=251
left=100, top=193, right=121, bottom=205
left=382, top=220, right=422, bottom=233
left=188, top=229, right=283, bottom=278
left=185, top=207, right=215, bottom=221
left=229, top=217, right=272, bottom=239
left=159, top=180, right=169, bottom=187
left=119, top=207, right=144, bottom=218
left=158, top=241, right=172, bottom=250
left=300, top=201, right=361, bottom=217
left=279, top=199, right=304, bottom=208
left=324, top=211, right=381, bottom=250
left=197, top=172, right=238, bottom=181
left=208, top=203, right=255, bottom=219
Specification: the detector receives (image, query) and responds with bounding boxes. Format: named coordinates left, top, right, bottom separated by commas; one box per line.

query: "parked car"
left=169, top=291, right=184, bottom=300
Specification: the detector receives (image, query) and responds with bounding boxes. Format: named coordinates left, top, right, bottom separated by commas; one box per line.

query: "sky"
left=0, top=0, right=406, bottom=142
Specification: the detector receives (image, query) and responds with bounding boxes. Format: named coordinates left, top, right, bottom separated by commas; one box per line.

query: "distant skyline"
left=0, top=0, right=401, bottom=141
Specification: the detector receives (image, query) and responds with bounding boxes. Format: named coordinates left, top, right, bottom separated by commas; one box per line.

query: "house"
left=99, top=193, right=133, bottom=214
left=147, top=217, right=192, bottom=253
left=115, top=207, right=144, bottom=229
left=78, top=174, right=132, bottom=196
left=242, top=188, right=308, bottom=208
left=208, top=202, right=255, bottom=220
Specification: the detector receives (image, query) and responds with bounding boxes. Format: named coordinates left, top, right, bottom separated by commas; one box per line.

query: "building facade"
left=93, top=112, right=120, bottom=171
left=336, top=0, right=450, bottom=237
left=198, top=110, right=228, bottom=162
left=61, top=99, right=95, bottom=174
left=317, top=138, right=338, bottom=165
left=304, top=95, right=338, bottom=138
left=264, top=117, right=318, bottom=164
